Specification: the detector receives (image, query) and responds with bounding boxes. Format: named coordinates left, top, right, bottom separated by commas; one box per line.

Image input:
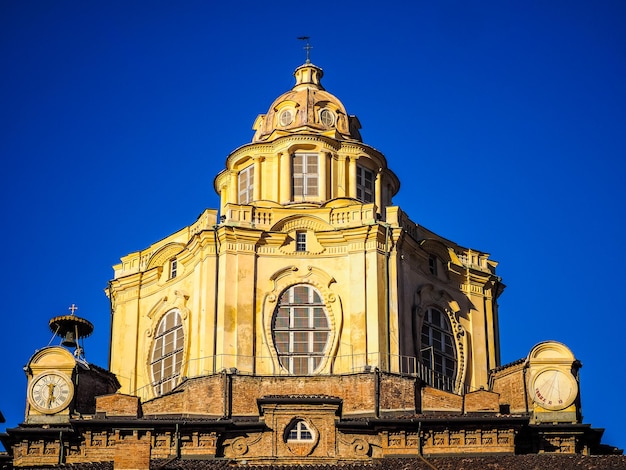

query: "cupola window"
left=292, top=153, right=318, bottom=199
left=151, top=309, right=184, bottom=396
left=272, top=284, right=330, bottom=375
left=320, top=109, right=334, bottom=126
left=238, top=165, right=254, bottom=204
left=357, top=165, right=374, bottom=203
left=421, top=307, right=457, bottom=390
left=280, top=109, right=294, bottom=126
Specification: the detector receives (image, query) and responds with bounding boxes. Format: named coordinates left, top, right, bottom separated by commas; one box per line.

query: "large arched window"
left=151, top=309, right=184, bottom=396
left=272, top=284, right=330, bottom=374
left=420, top=307, right=457, bottom=384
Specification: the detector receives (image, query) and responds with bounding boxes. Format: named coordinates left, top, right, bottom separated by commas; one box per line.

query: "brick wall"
left=379, top=374, right=417, bottom=414
left=421, top=386, right=463, bottom=413
left=142, top=375, right=225, bottom=416
left=112, top=432, right=151, bottom=470
left=96, top=393, right=141, bottom=417
left=490, top=363, right=528, bottom=414
left=464, top=389, right=500, bottom=413
left=230, top=373, right=377, bottom=416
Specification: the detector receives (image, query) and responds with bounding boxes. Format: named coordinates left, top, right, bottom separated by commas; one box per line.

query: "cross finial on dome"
left=297, top=36, right=312, bottom=64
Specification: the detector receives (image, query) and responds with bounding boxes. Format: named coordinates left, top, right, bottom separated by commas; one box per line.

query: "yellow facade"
left=5, top=60, right=619, bottom=468
left=107, top=61, right=502, bottom=400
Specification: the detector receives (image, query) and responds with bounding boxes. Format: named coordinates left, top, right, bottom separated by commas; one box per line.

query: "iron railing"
left=134, top=352, right=472, bottom=401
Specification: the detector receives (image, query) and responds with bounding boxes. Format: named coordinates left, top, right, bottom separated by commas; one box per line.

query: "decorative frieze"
left=422, top=428, right=516, bottom=455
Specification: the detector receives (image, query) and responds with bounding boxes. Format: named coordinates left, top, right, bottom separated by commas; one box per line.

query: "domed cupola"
left=252, top=62, right=362, bottom=143
left=214, top=61, right=399, bottom=215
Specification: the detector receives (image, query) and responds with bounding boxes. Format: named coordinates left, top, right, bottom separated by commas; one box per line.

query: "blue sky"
left=1, top=1, right=625, bottom=451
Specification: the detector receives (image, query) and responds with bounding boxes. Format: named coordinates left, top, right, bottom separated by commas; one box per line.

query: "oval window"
left=280, top=109, right=294, bottom=126
left=420, top=307, right=457, bottom=391
left=272, top=284, right=331, bottom=374
left=151, top=309, right=184, bottom=396
left=320, top=109, right=334, bottom=126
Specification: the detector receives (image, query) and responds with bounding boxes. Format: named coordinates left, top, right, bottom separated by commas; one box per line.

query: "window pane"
left=293, top=176, right=303, bottom=196
left=165, top=313, right=175, bottom=330
left=293, top=286, right=309, bottom=303
left=292, top=356, right=307, bottom=375
left=313, top=308, right=327, bottom=328
left=306, top=156, right=318, bottom=172
left=293, top=332, right=308, bottom=352
left=432, top=334, right=442, bottom=351
left=293, top=308, right=309, bottom=328
left=274, top=309, right=290, bottom=328
left=313, top=331, right=328, bottom=353
left=357, top=166, right=374, bottom=203
left=153, top=341, right=163, bottom=360
left=293, top=155, right=303, bottom=172
left=306, top=177, right=318, bottom=196
left=174, top=349, right=183, bottom=364
left=164, top=334, right=175, bottom=354
left=152, top=365, right=162, bottom=383
left=274, top=332, right=289, bottom=353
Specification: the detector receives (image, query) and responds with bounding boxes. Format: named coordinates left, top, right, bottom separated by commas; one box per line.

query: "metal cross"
left=68, top=304, right=78, bottom=315
left=297, top=36, right=312, bottom=63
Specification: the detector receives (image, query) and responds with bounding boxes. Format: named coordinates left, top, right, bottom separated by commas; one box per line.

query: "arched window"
left=272, top=284, right=330, bottom=374
left=286, top=420, right=314, bottom=442
left=151, top=309, right=184, bottom=396
left=421, top=307, right=457, bottom=383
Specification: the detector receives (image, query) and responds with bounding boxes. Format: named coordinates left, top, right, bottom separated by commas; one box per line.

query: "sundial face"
left=532, top=368, right=578, bottom=411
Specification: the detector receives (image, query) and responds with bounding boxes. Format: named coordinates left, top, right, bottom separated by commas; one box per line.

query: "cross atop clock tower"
left=23, top=307, right=119, bottom=425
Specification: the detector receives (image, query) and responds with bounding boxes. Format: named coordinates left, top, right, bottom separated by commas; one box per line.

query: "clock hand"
left=46, top=383, right=56, bottom=408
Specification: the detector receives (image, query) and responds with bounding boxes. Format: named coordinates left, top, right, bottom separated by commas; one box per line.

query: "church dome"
left=252, top=62, right=362, bottom=143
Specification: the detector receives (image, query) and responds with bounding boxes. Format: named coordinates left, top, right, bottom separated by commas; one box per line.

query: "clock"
left=531, top=368, right=577, bottom=411
left=28, top=371, right=74, bottom=414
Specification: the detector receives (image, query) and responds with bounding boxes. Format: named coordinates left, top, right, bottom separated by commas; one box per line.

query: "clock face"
left=28, top=372, right=74, bottom=414
left=532, top=369, right=577, bottom=411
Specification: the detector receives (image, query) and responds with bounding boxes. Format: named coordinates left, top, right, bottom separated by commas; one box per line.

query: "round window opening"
left=286, top=420, right=315, bottom=442
left=280, top=110, right=294, bottom=126
left=320, top=109, right=334, bottom=126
